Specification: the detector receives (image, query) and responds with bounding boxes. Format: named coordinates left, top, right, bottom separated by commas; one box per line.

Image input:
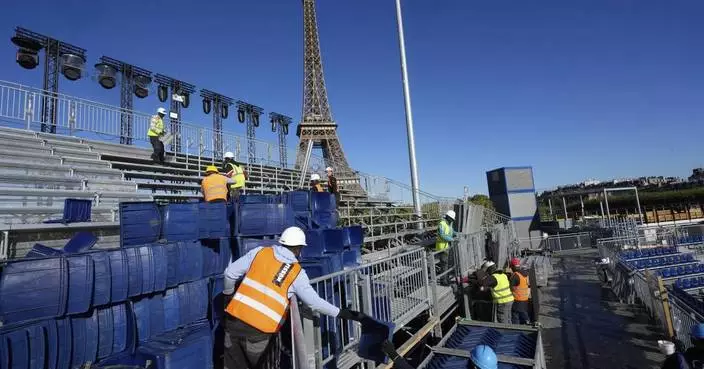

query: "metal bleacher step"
left=40, top=137, right=93, bottom=151
left=0, top=159, right=72, bottom=177
left=49, top=146, right=100, bottom=160
left=59, top=156, right=112, bottom=169
left=0, top=205, right=118, bottom=224
left=0, top=173, right=86, bottom=190
left=138, top=182, right=201, bottom=191
left=0, top=187, right=152, bottom=208
left=123, top=170, right=203, bottom=183
left=84, top=178, right=139, bottom=192
left=0, top=146, right=57, bottom=160
left=36, top=132, right=84, bottom=143
left=72, top=166, right=125, bottom=181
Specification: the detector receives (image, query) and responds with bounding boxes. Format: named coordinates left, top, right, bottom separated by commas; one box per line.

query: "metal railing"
left=518, top=232, right=594, bottom=252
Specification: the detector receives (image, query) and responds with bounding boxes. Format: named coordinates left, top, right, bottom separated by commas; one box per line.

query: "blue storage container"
left=198, top=201, right=230, bottom=239
left=162, top=203, right=200, bottom=242
left=322, top=229, right=345, bottom=253
left=90, top=252, right=112, bottom=307
left=135, top=322, right=213, bottom=369
left=120, top=202, right=162, bottom=247
left=137, top=246, right=156, bottom=295
left=301, top=254, right=343, bottom=280
left=209, top=276, right=224, bottom=331
left=293, top=211, right=312, bottom=231
left=236, top=238, right=274, bottom=259
left=124, top=247, right=143, bottom=297
left=63, top=199, right=93, bottom=223
left=178, top=279, right=209, bottom=328
left=311, top=210, right=338, bottom=230
left=25, top=243, right=64, bottom=258
left=163, top=288, right=181, bottom=333
left=164, top=243, right=181, bottom=288
left=107, top=250, right=129, bottom=303
left=282, top=191, right=311, bottom=212
left=343, top=226, right=364, bottom=248
left=63, top=232, right=98, bottom=253
left=240, top=194, right=276, bottom=204
left=97, top=303, right=134, bottom=360
left=56, top=318, right=72, bottom=369
left=66, top=255, right=95, bottom=315
left=311, top=192, right=336, bottom=212
left=201, top=238, right=232, bottom=277
left=71, top=309, right=99, bottom=368
left=238, top=203, right=294, bottom=237
left=0, top=257, right=67, bottom=325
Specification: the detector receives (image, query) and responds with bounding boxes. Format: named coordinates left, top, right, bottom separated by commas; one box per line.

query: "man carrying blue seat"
left=222, top=226, right=363, bottom=369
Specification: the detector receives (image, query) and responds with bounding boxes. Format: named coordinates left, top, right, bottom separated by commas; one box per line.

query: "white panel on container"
left=505, top=168, right=534, bottom=191
left=508, top=192, right=537, bottom=218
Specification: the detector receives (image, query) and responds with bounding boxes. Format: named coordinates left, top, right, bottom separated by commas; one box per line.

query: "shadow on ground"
left=539, top=249, right=665, bottom=369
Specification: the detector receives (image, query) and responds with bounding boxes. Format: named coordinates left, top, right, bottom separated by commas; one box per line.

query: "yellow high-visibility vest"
left=435, top=219, right=452, bottom=251
left=491, top=273, right=515, bottom=304
left=227, top=162, right=246, bottom=189
left=147, top=116, right=164, bottom=137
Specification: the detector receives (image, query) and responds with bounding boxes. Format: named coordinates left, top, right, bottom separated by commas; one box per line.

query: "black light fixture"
left=181, top=93, right=190, bottom=108
left=237, top=108, right=245, bottom=123
left=221, top=104, right=229, bottom=119
left=252, top=113, right=260, bottom=127
left=94, top=63, right=118, bottom=89
left=60, top=53, right=85, bottom=81
left=271, top=116, right=277, bottom=132
left=157, top=85, right=168, bottom=102
left=202, top=98, right=211, bottom=114
left=11, top=36, right=42, bottom=69
left=133, top=75, right=151, bottom=98
left=282, top=122, right=289, bottom=135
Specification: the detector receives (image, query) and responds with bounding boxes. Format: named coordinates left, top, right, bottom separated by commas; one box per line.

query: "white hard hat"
left=325, top=167, right=333, bottom=172
left=311, top=173, right=320, bottom=181
left=279, top=227, right=307, bottom=247
left=445, top=210, right=456, bottom=220
left=157, top=107, right=167, bottom=115
left=481, top=260, right=495, bottom=270
left=224, top=152, right=234, bottom=159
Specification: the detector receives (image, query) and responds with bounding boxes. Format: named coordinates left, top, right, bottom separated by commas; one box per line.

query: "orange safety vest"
left=225, top=247, right=302, bottom=333
left=312, top=183, right=324, bottom=192
left=201, top=174, right=229, bottom=202
left=511, top=271, right=530, bottom=302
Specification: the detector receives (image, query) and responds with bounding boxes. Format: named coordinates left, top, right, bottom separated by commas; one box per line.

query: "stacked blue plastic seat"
left=678, top=234, right=704, bottom=245
left=619, top=246, right=678, bottom=260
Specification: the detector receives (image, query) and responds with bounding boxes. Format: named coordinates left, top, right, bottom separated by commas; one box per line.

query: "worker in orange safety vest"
left=222, top=226, right=364, bottom=369
left=509, top=257, right=531, bottom=325
left=201, top=165, right=233, bottom=202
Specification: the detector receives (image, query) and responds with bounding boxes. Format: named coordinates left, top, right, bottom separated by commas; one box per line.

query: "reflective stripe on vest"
left=147, top=116, right=163, bottom=137
left=201, top=174, right=228, bottom=202
left=491, top=273, right=514, bottom=304
left=435, top=220, right=451, bottom=251
left=225, top=247, right=301, bottom=333
left=227, top=163, right=246, bottom=189
left=511, top=272, right=530, bottom=301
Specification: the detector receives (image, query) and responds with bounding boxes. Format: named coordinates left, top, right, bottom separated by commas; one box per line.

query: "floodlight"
left=181, top=93, right=190, bottom=108
left=222, top=104, right=228, bottom=119
left=237, top=108, right=245, bottom=123
left=158, top=85, right=168, bottom=102
left=11, top=36, right=41, bottom=69
left=133, top=75, right=151, bottom=98
left=203, top=99, right=211, bottom=114
left=95, top=63, right=118, bottom=89
left=60, top=53, right=85, bottom=81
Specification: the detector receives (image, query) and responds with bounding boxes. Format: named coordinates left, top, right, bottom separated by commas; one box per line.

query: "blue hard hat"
left=469, top=345, right=498, bottom=369
left=691, top=323, right=704, bottom=339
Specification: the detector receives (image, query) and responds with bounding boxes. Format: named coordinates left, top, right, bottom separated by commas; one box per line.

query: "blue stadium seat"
left=25, top=243, right=64, bottom=258
left=240, top=194, right=277, bottom=204
left=281, top=191, right=310, bottom=212
left=358, top=318, right=395, bottom=365
left=178, top=279, right=209, bottom=328
left=322, top=229, right=345, bottom=254
left=164, top=243, right=181, bottom=288
left=0, top=257, right=67, bottom=325
left=66, top=254, right=95, bottom=315
left=107, top=250, right=129, bottom=304
left=683, top=279, right=692, bottom=289
left=135, top=322, right=213, bottom=369
left=238, top=203, right=294, bottom=237
left=686, top=264, right=694, bottom=275
left=342, top=248, right=361, bottom=268
left=134, top=293, right=166, bottom=343
left=198, top=201, right=231, bottom=240
left=63, top=232, right=98, bottom=254
left=201, top=238, right=232, bottom=277
left=152, top=245, right=168, bottom=293
left=56, top=318, right=72, bottom=369
left=97, top=303, right=134, bottom=360
left=0, top=319, right=59, bottom=369
left=162, top=203, right=200, bottom=242
left=89, top=252, right=112, bottom=307
left=163, top=288, right=181, bottom=333
left=301, top=254, right=343, bottom=280
left=180, top=241, right=204, bottom=283
left=311, top=209, right=338, bottom=230
left=301, top=230, right=324, bottom=258
left=236, top=238, right=274, bottom=259
left=343, top=226, right=364, bottom=248
left=120, top=202, right=162, bottom=247
left=71, top=309, right=99, bottom=367
left=311, top=192, right=336, bottom=212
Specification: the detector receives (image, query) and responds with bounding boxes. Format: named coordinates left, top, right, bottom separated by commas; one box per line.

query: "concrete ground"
left=539, top=248, right=666, bottom=369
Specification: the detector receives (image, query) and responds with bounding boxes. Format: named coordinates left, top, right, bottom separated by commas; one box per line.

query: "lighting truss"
left=154, top=74, right=195, bottom=153
left=97, top=56, right=152, bottom=145
left=12, top=27, right=86, bottom=133
left=269, top=112, right=292, bottom=168
left=236, top=101, right=264, bottom=164
left=200, top=89, right=234, bottom=160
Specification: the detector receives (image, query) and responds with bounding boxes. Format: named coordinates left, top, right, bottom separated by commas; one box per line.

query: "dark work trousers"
left=495, top=301, right=513, bottom=324
left=224, top=317, right=277, bottom=369
left=231, top=188, right=242, bottom=203
left=437, top=251, right=449, bottom=285
left=149, top=136, right=165, bottom=164
left=511, top=300, right=531, bottom=324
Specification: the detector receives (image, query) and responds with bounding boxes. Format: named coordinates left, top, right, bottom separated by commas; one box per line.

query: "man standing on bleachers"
left=223, top=152, right=246, bottom=202
left=201, top=165, right=233, bottom=202
left=326, top=166, right=340, bottom=205
left=222, top=226, right=363, bottom=369
left=147, top=107, right=167, bottom=165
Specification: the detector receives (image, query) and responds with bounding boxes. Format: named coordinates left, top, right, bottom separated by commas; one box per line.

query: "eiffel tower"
left=295, top=0, right=363, bottom=194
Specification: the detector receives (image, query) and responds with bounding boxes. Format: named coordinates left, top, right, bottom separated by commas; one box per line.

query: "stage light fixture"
left=271, top=117, right=277, bottom=132
left=133, top=75, right=151, bottom=98
left=11, top=36, right=42, bottom=69
left=237, top=109, right=245, bottom=123
left=282, top=122, right=289, bottom=135
left=158, top=85, right=168, bottom=102
left=203, top=98, right=211, bottom=114
left=60, top=53, right=85, bottom=81
left=181, top=93, right=190, bottom=108
left=221, top=104, right=229, bottom=119
left=94, top=63, right=118, bottom=89
left=252, top=113, right=260, bottom=127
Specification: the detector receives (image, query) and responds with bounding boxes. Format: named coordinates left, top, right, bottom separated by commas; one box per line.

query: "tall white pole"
left=395, top=0, right=423, bottom=225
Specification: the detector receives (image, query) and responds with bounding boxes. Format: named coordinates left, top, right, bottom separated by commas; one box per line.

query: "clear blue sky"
left=1, top=0, right=703, bottom=197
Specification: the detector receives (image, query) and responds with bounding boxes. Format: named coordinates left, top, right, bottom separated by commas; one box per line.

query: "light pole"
left=395, top=0, right=423, bottom=226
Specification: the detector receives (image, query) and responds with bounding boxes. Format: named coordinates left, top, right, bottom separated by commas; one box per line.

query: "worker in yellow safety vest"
left=201, top=165, right=233, bottom=202
left=222, top=227, right=364, bottom=369
left=435, top=210, right=456, bottom=284
left=222, top=151, right=246, bottom=202
left=509, top=258, right=531, bottom=324
left=310, top=173, right=324, bottom=192
left=478, top=260, right=514, bottom=324
left=147, top=107, right=167, bottom=164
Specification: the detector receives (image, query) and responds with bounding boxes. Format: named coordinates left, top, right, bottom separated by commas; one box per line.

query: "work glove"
left=381, top=340, right=399, bottom=359
left=337, top=307, right=365, bottom=321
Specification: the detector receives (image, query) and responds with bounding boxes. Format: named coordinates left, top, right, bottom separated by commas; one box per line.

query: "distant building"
left=690, top=168, right=704, bottom=183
